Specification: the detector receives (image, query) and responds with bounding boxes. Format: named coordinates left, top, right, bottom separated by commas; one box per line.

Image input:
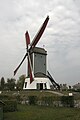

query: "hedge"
left=28, top=96, right=38, bottom=105
left=41, top=96, right=53, bottom=106
left=3, top=100, right=17, bottom=112
left=61, top=96, right=74, bottom=107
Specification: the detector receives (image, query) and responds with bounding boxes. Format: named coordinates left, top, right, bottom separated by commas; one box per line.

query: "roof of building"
left=30, top=47, right=47, bottom=55
left=73, top=83, right=80, bottom=88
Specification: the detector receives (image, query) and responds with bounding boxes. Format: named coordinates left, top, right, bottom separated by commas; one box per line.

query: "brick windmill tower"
left=14, top=16, right=60, bottom=90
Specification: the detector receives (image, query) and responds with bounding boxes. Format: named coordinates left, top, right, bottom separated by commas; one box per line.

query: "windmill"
left=14, top=16, right=60, bottom=90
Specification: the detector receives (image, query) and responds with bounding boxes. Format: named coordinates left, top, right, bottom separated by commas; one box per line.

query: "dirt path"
left=46, top=91, right=64, bottom=96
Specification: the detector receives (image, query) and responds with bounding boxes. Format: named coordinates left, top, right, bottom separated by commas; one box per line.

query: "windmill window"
left=36, top=83, right=40, bottom=90
left=44, top=83, right=47, bottom=89
left=25, top=82, right=27, bottom=88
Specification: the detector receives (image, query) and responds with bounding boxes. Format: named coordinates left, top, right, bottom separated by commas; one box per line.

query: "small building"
left=0, top=101, right=5, bottom=120
left=73, top=83, right=80, bottom=90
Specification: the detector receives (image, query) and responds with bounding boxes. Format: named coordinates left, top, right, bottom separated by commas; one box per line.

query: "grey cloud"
left=0, top=0, right=80, bottom=85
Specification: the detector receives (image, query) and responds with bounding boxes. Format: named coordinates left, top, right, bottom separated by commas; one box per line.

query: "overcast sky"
left=0, top=0, right=80, bottom=85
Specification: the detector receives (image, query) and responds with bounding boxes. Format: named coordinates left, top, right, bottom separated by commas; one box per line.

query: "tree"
left=7, top=78, right=16, bottom=90
left=17, top=75, right=25, bottom=90
left=0, top=77, right=5, bottom=90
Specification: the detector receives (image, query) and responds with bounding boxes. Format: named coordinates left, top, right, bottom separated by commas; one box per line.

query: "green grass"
left=4, top=104, right=80, bottom=120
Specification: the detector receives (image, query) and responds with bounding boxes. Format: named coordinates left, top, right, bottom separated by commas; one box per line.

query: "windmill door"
left=40, top=83, right=43, bottom=90
left=36, top=83, right=43, bottom=90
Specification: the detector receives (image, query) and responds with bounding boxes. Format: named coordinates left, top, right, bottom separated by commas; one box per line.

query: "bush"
left=0, top=94, right=10, bottom=100
left=3, top=100, right=17, bottom=112
left=28, top=96, right=38, bottom=105
left=41, top=96, right=53, bottom=106
left=61, top=96, right=74, bottom=107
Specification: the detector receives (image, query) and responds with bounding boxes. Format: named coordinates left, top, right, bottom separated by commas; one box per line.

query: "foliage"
left=28, top=96, right=38, bottom=105
left=6, top=78, right=16, bottom=90
left=0, top=77, right=5, bottom=90
left=41, top=96, right=53, bottom=106
left=3, top=100, right=17, bottom=112
left=0, top=74, right=25, bottom=91
left=17, top=75, right=25, bottom=90
left=61, top=96, right=74, bottom=107
left=0, top=94, right=11, bottom=100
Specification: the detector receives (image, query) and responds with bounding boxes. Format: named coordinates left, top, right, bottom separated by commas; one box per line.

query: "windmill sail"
left=25, top=31, right=34, bottom=83
left=27, top=52, right=34, bottom=83
left=25, top=31, right=30, bottom=47
left=14, top=53, right=28, bottom=75
left=30, top=16, right=49, bottom=49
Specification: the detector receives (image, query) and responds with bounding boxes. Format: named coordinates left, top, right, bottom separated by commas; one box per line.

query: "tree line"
left=0, top=75, right=25, bottom=91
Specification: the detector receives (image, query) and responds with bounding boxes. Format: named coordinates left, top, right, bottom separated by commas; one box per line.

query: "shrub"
left=61, top=96, right=74, bottom=107
left=3, top=100, right=17, bottom=112
left=0, top=94, right=10, bottom=100
left=28, top=96, right=38, bottom=105
left=41, top=96, right=53, bottom=106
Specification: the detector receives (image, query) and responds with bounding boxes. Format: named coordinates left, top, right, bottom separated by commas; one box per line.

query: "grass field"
left=4, top=104, right=80, bottom=120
